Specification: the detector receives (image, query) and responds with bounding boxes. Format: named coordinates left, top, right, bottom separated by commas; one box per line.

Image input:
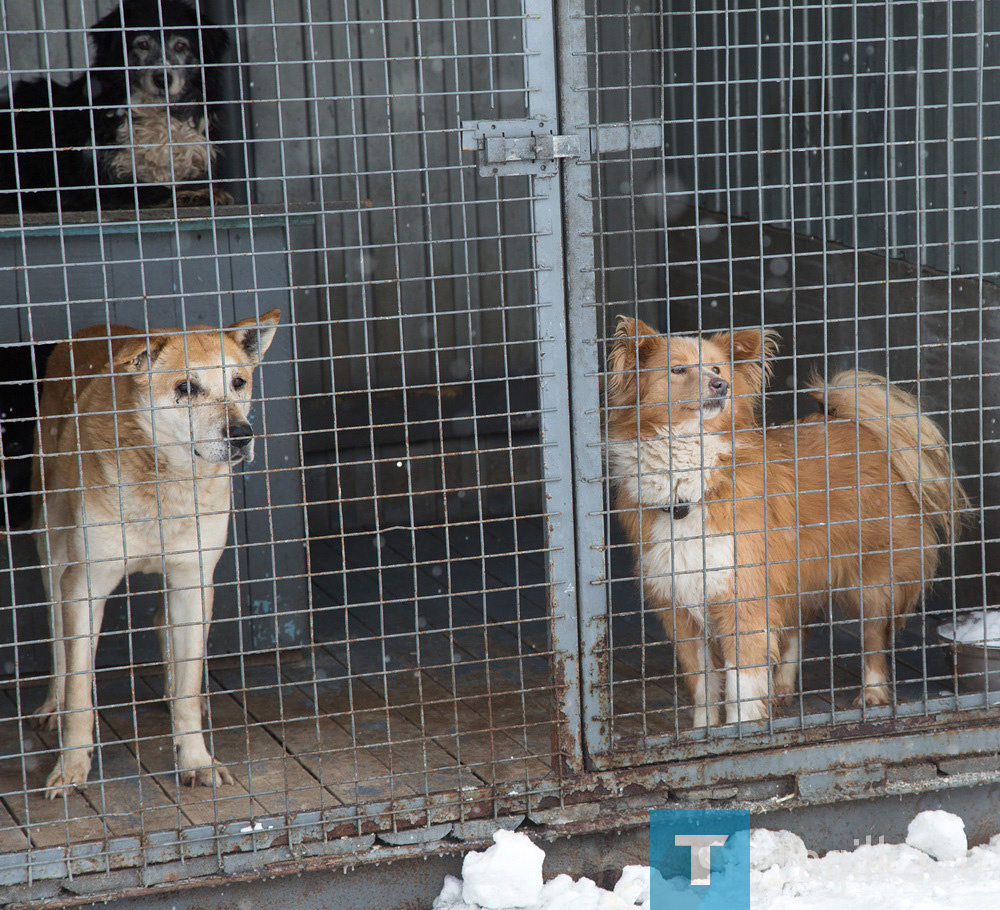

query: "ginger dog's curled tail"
left=808, top=369, right=969, bottom=545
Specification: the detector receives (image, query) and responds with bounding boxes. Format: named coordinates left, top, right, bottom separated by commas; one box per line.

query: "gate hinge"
left=461, top=119, right=580, bottom=177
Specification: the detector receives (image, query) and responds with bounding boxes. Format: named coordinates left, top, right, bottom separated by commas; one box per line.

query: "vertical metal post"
left=522, top=2, right=585, bottom=774
left=553, top=0, right=612, bottom=766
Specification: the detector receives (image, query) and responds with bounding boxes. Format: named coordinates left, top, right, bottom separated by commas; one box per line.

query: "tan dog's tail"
left=808, top=370, right=969, bottom=544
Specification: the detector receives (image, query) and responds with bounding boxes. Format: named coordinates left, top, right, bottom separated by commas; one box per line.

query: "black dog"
left=0, top=1, right=231, bottom=213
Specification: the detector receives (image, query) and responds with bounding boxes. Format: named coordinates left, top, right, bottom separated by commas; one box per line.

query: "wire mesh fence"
left=575, top=0, right=1000, bottom=764
left=0, top=0, right=997, bottom=903
left=0, top=0, right=571, bottom=894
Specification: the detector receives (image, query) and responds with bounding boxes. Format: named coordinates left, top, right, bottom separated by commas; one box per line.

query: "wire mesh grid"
left=580, top=0, right=999, bottom=761
left=0, top=0, right=570, bottom=892
left=0, top=0, right=999, bottom=901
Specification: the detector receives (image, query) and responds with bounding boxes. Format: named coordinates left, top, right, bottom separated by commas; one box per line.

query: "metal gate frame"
left=1, top=5, right=587, bottom=903
left=520, top=4, right=585, bottom=778
left=552, top=1, right=1000, bottom=776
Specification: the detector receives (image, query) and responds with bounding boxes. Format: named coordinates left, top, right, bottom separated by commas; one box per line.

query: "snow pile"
left=938, top=611, right=1000, bottom=646
left=905, top=810, right=968, bottom=861
left=748, top=828, right=808, bottom=871
left=527, top=873, right=629, bottom=910
left=748, top=810, right=1000, bottom=909
left=610, top=866, right=656, bottom=908
left=433, top=811, right=1000, bottom=910
left=459, top=830, right=545, bottom=908
left=436, top=869, right=641, bottom=910
left=753, top=813, right=1000, bottom=909
left=433, top=834, right=654, bottom=910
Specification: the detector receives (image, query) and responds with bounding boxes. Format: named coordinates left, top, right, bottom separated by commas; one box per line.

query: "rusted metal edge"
left=0, top=782, right=562, bottom=890
left=588, top=707, right=1000, bottom=775
left=5, top=762, right=1000, bottom=910
left=3, top=719, right=999, bottom=905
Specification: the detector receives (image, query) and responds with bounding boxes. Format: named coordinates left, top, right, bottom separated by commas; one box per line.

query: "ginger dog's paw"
left=853, top=685, right=891, bottom=708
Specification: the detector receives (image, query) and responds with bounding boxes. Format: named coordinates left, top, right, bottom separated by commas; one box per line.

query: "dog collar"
left=661, top=501, right=692, bottom=520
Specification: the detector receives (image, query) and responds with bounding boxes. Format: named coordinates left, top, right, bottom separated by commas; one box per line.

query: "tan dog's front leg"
left=163, top=563, right=234, bottom=789
left=44, top=564, right=117, bottom=799
left=33, top=564, right=67, bottom=730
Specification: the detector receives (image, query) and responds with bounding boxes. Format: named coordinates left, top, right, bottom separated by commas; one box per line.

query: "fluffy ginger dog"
left=606, top=317, right=967, bottom=726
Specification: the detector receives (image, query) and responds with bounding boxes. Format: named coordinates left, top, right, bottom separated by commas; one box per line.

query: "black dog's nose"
left=228, top=423, right=253, bottom=449
left=709, top=377, right=729, bottom=396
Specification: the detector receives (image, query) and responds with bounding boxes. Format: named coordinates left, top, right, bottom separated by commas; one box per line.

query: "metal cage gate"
left=0, top=0, right=998, bottom=904
left=569, top=0, right=1000, bottom=775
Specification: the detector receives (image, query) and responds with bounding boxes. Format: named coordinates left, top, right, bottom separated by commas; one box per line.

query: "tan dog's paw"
left=180, top=760, right=235, bottom=789
left=31, top=702, right=61, bottom=731
left=43, top=753, right=92, bottom=799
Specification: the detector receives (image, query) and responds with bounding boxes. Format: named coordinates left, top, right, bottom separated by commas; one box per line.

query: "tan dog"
left=32, top=310, right=280, bottom=798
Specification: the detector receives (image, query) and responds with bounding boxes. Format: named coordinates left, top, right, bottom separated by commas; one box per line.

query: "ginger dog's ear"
left=607, top=316, right=661, bottom=404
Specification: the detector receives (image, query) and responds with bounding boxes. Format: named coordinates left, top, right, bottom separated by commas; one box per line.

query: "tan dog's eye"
left=232, top=376, right=246, bottom=391
left=670, top=365, right=686, bottom=374
left=176, top=381, right=194, bottom=396
left=712, top=366, right=721, bottom=375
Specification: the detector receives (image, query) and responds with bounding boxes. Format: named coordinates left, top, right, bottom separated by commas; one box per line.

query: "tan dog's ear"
left=113, top=335, right=169, bottom=373
left=228, top=309, right=281, bottom=364
left=607, top=316, right=661, bottom=404
left=709, top=327, right=780, bottom=395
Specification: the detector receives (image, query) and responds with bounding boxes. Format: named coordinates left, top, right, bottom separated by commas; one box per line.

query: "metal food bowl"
left=937, top=617, right=1000, bottom=694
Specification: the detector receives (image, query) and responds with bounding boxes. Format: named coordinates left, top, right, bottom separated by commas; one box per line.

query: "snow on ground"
left=432, top=811, right=1000, bottom=910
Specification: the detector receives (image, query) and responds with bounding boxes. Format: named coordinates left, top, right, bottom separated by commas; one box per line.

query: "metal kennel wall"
left=0, top=0, right=998, bottom=906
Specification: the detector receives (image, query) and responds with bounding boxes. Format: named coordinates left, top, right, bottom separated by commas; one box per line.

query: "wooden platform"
left=0, top=517, right=955, bottom=855
left=0, top=519, right=559, bottom=855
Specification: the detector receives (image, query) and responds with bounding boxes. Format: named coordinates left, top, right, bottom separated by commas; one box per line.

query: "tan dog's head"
left=606, top=317, right=778, bottom=435
left=114, top=309, right=280, bottom=465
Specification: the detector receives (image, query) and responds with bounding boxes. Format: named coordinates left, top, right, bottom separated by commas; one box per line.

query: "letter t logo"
left=674, top=834, right=729, bottom=885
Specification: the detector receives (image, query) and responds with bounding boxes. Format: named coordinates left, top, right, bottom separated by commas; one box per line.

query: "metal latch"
left=461, top=119, right=580, bottom=177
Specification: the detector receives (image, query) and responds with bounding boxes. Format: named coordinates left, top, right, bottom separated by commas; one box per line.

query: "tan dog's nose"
left=227, top=422, right=253, bottom=449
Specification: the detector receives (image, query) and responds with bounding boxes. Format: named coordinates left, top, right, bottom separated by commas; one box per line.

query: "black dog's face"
left=125, top=28, right=204, bottom=104
left=90, top=1, right=230, bottom=106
